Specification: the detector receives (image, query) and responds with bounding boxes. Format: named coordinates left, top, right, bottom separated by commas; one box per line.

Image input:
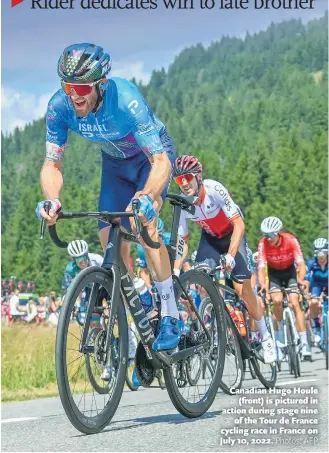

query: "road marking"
left=276, top=379, right=319, bottom=386
left=1, top=417, right=40, bottom=424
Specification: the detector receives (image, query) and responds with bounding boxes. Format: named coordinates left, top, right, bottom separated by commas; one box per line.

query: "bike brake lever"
left=40, top=201, right=51, bottom=240
left=132, top=198, right=142, bottom=238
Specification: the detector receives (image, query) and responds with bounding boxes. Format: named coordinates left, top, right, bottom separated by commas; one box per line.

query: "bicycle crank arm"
left=169, top=342, right=209, bottom=365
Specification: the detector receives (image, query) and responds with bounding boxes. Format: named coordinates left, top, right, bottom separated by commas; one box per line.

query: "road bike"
left=269, top=287, right=301, bottom=378
left=40, top=194, right=226, bottom=434
left=195, top=260, right=277, bottom=393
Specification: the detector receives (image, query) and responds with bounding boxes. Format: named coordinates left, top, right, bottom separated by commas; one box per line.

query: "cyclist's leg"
left=98, top=152, right=137, bottom=273
left=309, top=283, right=322, bottom=343
left=129, top=145, right=184, bottom=350
left=286, top=273, right=311, bottom=357
left=268, top=270, right=285, bottom=343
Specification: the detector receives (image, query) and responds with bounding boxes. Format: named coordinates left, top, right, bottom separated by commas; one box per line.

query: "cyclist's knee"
left=310, top=298, right=320, bottom=307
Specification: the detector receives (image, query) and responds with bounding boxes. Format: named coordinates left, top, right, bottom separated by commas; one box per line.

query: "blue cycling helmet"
left=157, top=218, right=165, bottom=236
left=57, top=43, right=111, bottom=83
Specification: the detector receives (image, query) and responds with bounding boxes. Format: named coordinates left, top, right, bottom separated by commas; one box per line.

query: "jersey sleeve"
left=291, top=236, right=305, bottom=264
left=257, top=239, right=267, bottom=269
left=45, top=92, right=69, bottom=162
left=211, top=181, right=242, bottom=222
left=178, top=209, right=189, bottom=240
left=119, top=80, right=164, bottom=157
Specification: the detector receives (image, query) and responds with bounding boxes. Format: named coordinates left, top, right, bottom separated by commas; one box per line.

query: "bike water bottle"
left=235, top=309, right=247, bottom=337
left=133, top=277, right=154, bottom=314
left=226, top=302, right=240, bottom=326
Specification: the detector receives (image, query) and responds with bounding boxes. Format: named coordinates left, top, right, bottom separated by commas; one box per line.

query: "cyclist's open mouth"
left=74, top=100, right=87, bottom=109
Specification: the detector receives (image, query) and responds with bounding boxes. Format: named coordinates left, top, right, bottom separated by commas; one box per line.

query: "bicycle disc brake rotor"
left=135, top=341, right=156, bottom=387
left=94, top=330, right=107, bottom=371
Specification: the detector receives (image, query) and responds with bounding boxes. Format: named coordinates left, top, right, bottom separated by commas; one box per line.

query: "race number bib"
left=175, top=236, right=185, bottom=260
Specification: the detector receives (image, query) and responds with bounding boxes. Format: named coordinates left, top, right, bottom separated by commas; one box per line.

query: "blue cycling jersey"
left=306, top=257, right=328, bottom=285
left=61, top=253, right=103, bottom=291
left=46, top=77, right=168, bottom=161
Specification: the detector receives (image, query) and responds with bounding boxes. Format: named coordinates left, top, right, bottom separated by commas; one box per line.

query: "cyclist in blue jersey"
left=62, top=239, right=104, bottom=327
left=36, top=43, right=183, bottom=352
left=305, top=238, right=328, bottom=344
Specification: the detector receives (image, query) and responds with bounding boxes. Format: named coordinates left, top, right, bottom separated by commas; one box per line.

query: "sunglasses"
left=76, top=255, right=88, bottom=264
left=315, top=249, right=328, bottom=256
left=174, top=173, right=195, bottom=185
left=61, top=80, right=100, bottom=96
left=264, top=232, right=279, bottom=239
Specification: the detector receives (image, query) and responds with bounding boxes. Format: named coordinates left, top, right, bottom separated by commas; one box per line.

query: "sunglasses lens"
left=62, top=83, right=93, bottom=96
left=76, top=255, right=88, bottom=264
left=265, top=233, right=277, bottom=239
left=174, top=173, right=195, bottom=185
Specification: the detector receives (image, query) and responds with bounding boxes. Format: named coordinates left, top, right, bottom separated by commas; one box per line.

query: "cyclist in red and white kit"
left=173, top=155, right=276, bottom=364
left=257, top=216, right=311, bottom=358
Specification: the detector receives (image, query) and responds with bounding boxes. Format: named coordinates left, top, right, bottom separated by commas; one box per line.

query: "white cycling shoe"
left=262, top=337, right=277, bottom=364
left=301, top=343, right=312, bottom=358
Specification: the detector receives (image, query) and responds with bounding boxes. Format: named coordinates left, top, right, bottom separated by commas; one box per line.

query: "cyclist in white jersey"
left=173, top=155, right=276, bottom=364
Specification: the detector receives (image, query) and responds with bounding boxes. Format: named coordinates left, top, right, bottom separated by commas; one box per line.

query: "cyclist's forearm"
left=228, top=219, right=245, bottom=257
left=142, top=153, right=172, bottom=200
left=297, top=262, right=307, bottom=281
left=258, top=267, right=267, bottom=289
left=41, top=160, right=63, bottom=199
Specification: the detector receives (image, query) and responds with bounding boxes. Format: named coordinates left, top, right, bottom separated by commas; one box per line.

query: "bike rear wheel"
left=56, top=266, right=128, bottom=434
left=163, top=270, right=226, bottom=418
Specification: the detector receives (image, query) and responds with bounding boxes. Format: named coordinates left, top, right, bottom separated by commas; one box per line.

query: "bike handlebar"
left=193, top=257, right=243, bottom=285
left=40, top=200, right=161, bottom=249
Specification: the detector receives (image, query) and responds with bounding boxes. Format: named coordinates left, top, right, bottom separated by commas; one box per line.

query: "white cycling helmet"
left=260, top=216, right=283, bottom=235
left=313, top=237, right=328, bottom=250
left=67, top=240, right=89, bottom=258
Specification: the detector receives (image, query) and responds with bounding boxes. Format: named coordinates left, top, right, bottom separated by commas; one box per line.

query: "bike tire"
left=56, top=266, right=128, bottom=434
left=286, top=311, right=298, bottom=378
left=164, top=269, right=226, bottom=418
left=219, top=311, right=244, bottom=394
left=305, top=314, right=313, bottom=362
left=323, top=315, right=328, bottom=370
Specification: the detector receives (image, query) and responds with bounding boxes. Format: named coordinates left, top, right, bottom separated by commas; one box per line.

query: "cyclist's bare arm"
left=258, top=266, right=268, bottom=291
left=41, top=159, right=63, bottom=198
left=296, top=260, right=307, bottom=282
left=142, top=152, right=172, bottom=202
left=228, top=215, right=245, bottom=257
left=40, top=160, right=63, bottom=222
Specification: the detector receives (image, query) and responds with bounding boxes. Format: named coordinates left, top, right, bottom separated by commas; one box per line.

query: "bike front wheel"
left=56, top=266, right=128, bottom=434
left=163, top=269, right=226, bottom=418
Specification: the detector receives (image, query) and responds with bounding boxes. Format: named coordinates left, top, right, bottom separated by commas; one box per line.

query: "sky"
left=1, top=0, right=328, bottom=133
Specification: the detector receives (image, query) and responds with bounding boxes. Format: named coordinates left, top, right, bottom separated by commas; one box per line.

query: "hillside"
left=1, top=15, right=328, bottom=292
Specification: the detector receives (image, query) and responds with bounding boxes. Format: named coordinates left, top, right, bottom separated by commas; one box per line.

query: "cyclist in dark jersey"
left=36, top=43, right=184, bottom=352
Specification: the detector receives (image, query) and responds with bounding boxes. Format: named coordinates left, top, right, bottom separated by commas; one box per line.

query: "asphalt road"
left=2, top=350, right=328, bottom=452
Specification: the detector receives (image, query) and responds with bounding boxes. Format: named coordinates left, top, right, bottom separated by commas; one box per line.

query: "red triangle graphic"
left=12, top=0, right=24, bottom=7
